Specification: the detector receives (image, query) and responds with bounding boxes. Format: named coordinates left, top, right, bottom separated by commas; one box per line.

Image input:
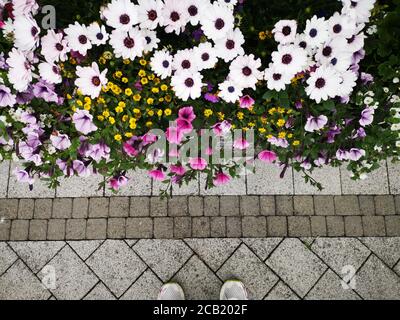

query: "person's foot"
left=220, top=280, right=248, bottom=300
left=158, top=283, right=185, bottom=300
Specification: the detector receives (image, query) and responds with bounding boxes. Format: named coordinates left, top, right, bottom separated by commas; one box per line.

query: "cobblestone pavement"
left=1, top=238, right=400, bottom=300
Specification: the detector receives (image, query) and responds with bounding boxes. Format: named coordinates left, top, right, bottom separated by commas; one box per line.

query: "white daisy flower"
left=183, top=0, right=208, bottom=26
left=171, top=70, right=204, bottom=101
left=87, top=22, right=109, bottom=46
left=346, top=32, right=365, bottom=53
left=315, top=37, right=349, bottom=65
left=304, top=16, right=329, bottom=48
left=341, top=0, right=375, bottom=24
left=218, top=79, right=242, bottom=103
left=272, top=20, right=297, bottom=44
left=13, top=15, right=40, bottom=52
left=38, top=62, right=62, bottom=84
left=142, top=29, right=160, bottom=53
left=173, top=49, right=198, bottom=73
left=40, top=30, right=69, bottom=63
left=6, top=48, right=34, bottom=92
left=306, top=66, right=341, bottom=103
left=12, top=0, right=39, bottom=16
left=137, top=0, right=164, bottom=30
left=109, top=27, right=145, bottom=60
left=193, top=42, right=218, bottom=70
left=162, top=0, right=189, bottom=34
left=64, top=22, right=92, bottom=56
left=201, top=3, right=234, bottom=41
left=228, top=54, right=263, bottom=90
left=216, top=0, right=237, bottom=10
left=214, top=28, right=245, bottom=62
left=271, top=45, right=308, bottom=77
left=150, top=49, right=173, bottom=79
left=294, top=33, right=316, bottom=57
left=75, top=62, right=108, bottom=99
left=328, top=12, right=357, bottom=38
left=264, top=63, right=292, bottom=92
left=101, top=0, right=138, bottom=31
left=336, top=70, right=358, bottom=97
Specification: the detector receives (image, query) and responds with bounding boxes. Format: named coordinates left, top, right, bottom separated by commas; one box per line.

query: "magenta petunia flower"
left=178, top=106, right=196, bottom=122
left=233, top=138, right=249, bottom=150
left=170, top=164, right=186, bottom=176
left=148, top=169, right=165, bottom=181
left=166, top=126, right=184, bottom=144
left=213, top=120, right=232, bottom=136
left=258, top=150, right=277, bottom=163
left=189, top=157, right=207, bottom=170
left=176, top=118, right=193, bottom=134
left=72, top=109, right=97, bottom=135
left=213, top=172, right=231, bottom=186
left=239, top=95, right=255, bottom=109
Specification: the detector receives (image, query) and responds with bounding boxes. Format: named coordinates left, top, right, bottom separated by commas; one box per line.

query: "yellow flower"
left=102, top=86, right=109, bottom=93
left=129, top=121, right=137, bottom=129
left=118, top=101, right=126, bottom=108
left=76, top=100, right=83, bottom=107
left=164, top=108, right=172, bottom=116
left=141, top=77, right=148, bottom=85
left=139, top=59, right=147, bottom=66
left=109, top=117, right=116, bottom=125
left=158, top=97, right=164, bottom=102
left=147, top=98, right=154, bottom=105
left=237, top=112, right=244, bottom=120
left=258, top=128, right=266, bottom=134
left=103, top=110, right=110, bottom=118
left=133, top=94, right=141, bottom=102
left=115, top=71, right=122, bottom=78
left=125, top=132, right=133, bottom=138
left=278, top=132, right=286, bottom=139
left=71, top=106, right=77, bottom=112
left=138, top=70, right=146, bottom=77
left=97, top=115, right=104, bottom=121
left=66, top=94, right=72, bottom=100
left=260, top=116, right=268, bottom=124
left=115, top=106, right=124, bottom=113
left=161, top=84, right=168, bottom=91
left=123, top=59, right=130, bottom=65
left=148, top=74, right=155, bottom=80
left=267, top=134, right=273, bottom=139
left=122, top=77, right=128, bottom=83
left=243, top=127, right=249, bottom=131
left=277, top=107, right=285, bottom=114
left=165, top=95, right=172, bottom=102
left=153, top=78, right=160, bottom=85
left=287, top=133, right=293, bottom=139
left=99, top=57, right=106, bottom=65
left=84, top=97, right=91, bottom=104
left=125, top=88, right=133, bottom=96
left=84, top=104, right=91, bottom=111
left=103, top=51, right=113, bottom=60
left=151, top=87, right=159, bottom=94
left=107, top=82, right=114, bottom=89
left=133, top=108, right=141, bottom=114
left=114, top=134, right=122, bottom=141
left=146, top=121, right=153, bottom=127
left=259, top=31, right=267, bottom=40
left=97, top=97, right=105, bottom=104
left=248, top=122, right=255, bottom=128
left=268, top=107, right=276, bottom=115
left=277, top=119, right=286, bottom=127
left=147, top=110, right=154, bottom=117
left=217, top=112, right=225, bottom=120
left=157, top=109, right=163, bottom=117
left=70, top=58, right=77, bottom=65
left=293, top=140, right=300, bottom=146
left=204, top=109, right=213, bottom=117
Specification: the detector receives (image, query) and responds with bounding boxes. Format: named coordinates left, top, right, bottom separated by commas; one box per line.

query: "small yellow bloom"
left=66, top=94, right=72, bottom=100
left=151, top=87, right=159, bottom=94
left=278, top=132, right=286, bottom=139
left=118, top=101, right=126, bottom=108
left=248, top=122, right=255, bottom=128
left=293, top=140, right=300, bottom=146
left=97, top=97, right=105, bottom=104
left=115, top=71, right=122, bottom=78
left=148, top=74, right=155, bottom=80
left=97, top=115, right=104, bottom=121
left=157, top=109, right=163, bottom=117
left=139, top=59, right=147, bottom=66
left=258, top=128, right=266, bottom=134
left=138, top=70, right=146, bottom=77
left=122, top=77, right=128, bottom=83
left=125, top=88, right=133, bottom=96
left=123, top=59, right=130, bottom=65
left=141, top=77, right=148, bottom=85
left=109, top=117, right=116, bottom=125
left=71, top=106, right=77, bottom=112
left=125, top=132, right=133, bottom=138
left=103, top=110, right=110, bottom=118
left=287, top=133, right=293, bottom=139
left=114, top=134, right=122, bottom=141
left=99, top=57, right=106, bottom=65
left=129, top=122, right=137, bottom=129
left=267, top=134, right=273, bottom=139
left=103, top=51, right=113, bottom=60
left=277, top=119, right=286, bottom=127
left=147, top=110, right=154, bottom=117
left=164, top=108, right=172, bottom=116
left=146, top=121, right=153, bottom=127
left=133, top=108, right=141, bottom=114
left=237, top=112, right=244, bottom=120
left=153, top=78, right=160, bottom=85
left=259, top=31, right=267, bottom=40
left=84, top=104, right=91, bottom=111
left=158, top=97, right=164, bottom=102
left=107, top=82, right=114, bottom=89
left=217, top=112, right=225, bottom=121
left=133, top=94, right=141, bottom=102
left=115, top=106, right=124, bottom=113
left=277, top=107, right=285, bottom=114
left=204, top=109, right=213, bottom=117
left=76, top=100, right=83, bottom=107
left=165, top=95, right=172, bottom=102
left=268, top=107, right=276, bottom=115
left=147, top=98, right=154, bottom=105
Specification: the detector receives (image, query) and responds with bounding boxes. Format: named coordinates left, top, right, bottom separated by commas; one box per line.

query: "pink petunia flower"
left=170, top=164, right=186, bottom=176
left=166, top=126, right=184, bottom=144
left=178, top=106, right=196, bottom=122
left=213, top=172, right=231, bottom=186
left=233, top=138, right=249, bottom=150
left=148, top=169, right=165, bottom=181
left=258, top=150, right=277, bottom=163
left=239, top=95, right=255, bottom=109
left=189, top=157, right=207, bottom=170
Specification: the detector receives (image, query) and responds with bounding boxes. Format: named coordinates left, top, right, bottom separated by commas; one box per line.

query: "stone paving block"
left=200, top=173, right=246, bottom=196
left=0, top=161, right=9, bottom=198
left=109, top=197, right=129, bottom=217
left=305, top=269, right=360, bottom=300
left=267, top=216, right=287, bottom=237
left=67, top=241, right=103, bottom=261
left=9, top=241, right=65, bottom=273
left=134, top=239, right=192, bottom=282
left=266, top=238, right=327, bottom=298
left=210, top=217, right=226, bottom=237
left=121, top=269, right=162, bottom=300
left=107, top=218, right=126, bottom=239
left=52, top=199, right=72, bottom=219
left=0, top=242, right=17, bottom=275
left=344, top=216, right=363, bottom=237
left=86, top=219, right=107, bottom=240
left=218, top=244, right=278, bottom=299
left=33, top=199, right=52, bottom=219
left=170, top=174, right=199, bottom=196
left=242, top=216, right=266, bottom=237
left=0, top=199, right=18, bottom=219
left=312, top=238, right=370, bottom=275
left=0, top=219, right=10, bottom=240
left=387, top=159, right=400, bottom=194
left=288, top=216, right=311, bottom=237
left=86, top=240, right=146, bottom=297
left=188, top=196, right=203, bottom=216
left=385, top=216, right=400, bottom=236
left=57, top=175, right=104, bottom=197
left=66, top=219, right=86, bottom=240
left=293, top=166, right=342, bottom=195
left=355, top=255, right=400, bottom=300
left=18, top=199, right=34, bottom=219
left=334, top=196, right=360, bottom=216
left=29, top=220, right=47, bottom=240
left=326, top=216, right=345, bottom=236
left=106, top=170, right=151, bottom=196
left=153, top=217, right=173, bottom=238
left=130, top=197, right=150, bottom=217
left=150, top=198, right=168, bottom=217
left=220, top=196, right=239, bottom=216
left=241, top=238, right=282, bottom=261
left=341, top=162, right=389, bottom=195
left=374, top=195, right=396, bottom=215
left=126, top=218, right=153, bottom=238
left=168, top=196, right=188, bottom=216
left=204, top=196, right=219, bottom=216
left=39, top=245, right=98, bottom=300
left=247, top=162, right=293, bottom=195
left=10, top=220, right=29, bottom=241
left=362, top=216, right=386, bottom=236
left=314, top=196, right=335, bottom=216
left=310, top=216, right=327, bottom=237
left=264, top=281, right=299, bottom=300
left=226, top=217, right=242, bottom=237
left=88, top=198, right=109, bottom=218
left=72, top=198, right=88, bottom=218
left=293, top=196, right=314, bottom=216
left=173, top=255, right=222, bottom=300
left=276, top=196, right=293, bottom=216
left=174, top=217, right=192, bottom=238
left=47, top=220, right=66, bottom=240
left=0, top=260, right=51, bottom=300
left=359, top=195, right=375, bottom=215
left=84, top=282, right=115, bottom=300
left=260, top=196, right=275, bottom=215
left=359, top=238, right=400, bottom=268
left=395, top=195, right=400, bottom=214
left=192, top=217, right=210, bottom=238
left=185, top=239, right=241, bottom=272
left=240, top=196, right=260, bottom=216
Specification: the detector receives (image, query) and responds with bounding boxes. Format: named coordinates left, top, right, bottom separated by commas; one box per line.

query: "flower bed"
left=0, top=0, right=399, bottom=196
